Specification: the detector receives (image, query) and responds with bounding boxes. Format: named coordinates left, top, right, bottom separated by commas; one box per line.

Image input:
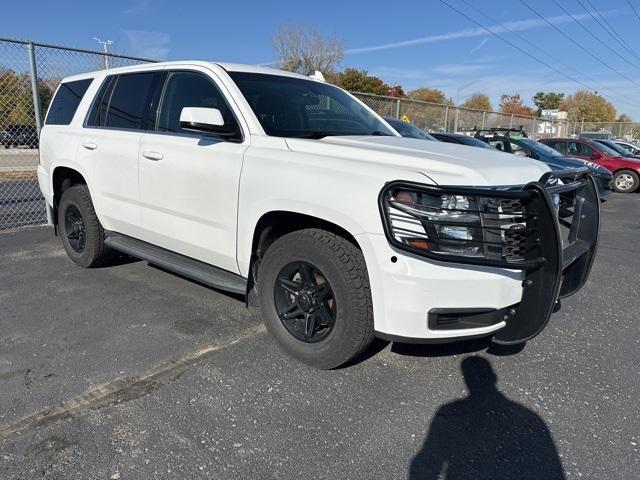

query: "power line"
left=519, top=0, right=640, bottom=89
left=438, top=0, right=640, bottom=109
left=550, top=0, right=640, bottom=70
left=576, top=0, right=640, bottom=64
left=626, top=0, right=640, bottom=24
left=458, top=0, right=631, bottom=97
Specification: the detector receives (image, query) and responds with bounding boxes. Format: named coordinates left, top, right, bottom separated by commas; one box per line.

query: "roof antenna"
left=309, top=70, right=326, bottom=82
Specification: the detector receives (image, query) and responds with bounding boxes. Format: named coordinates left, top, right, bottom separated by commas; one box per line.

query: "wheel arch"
left=52, top=166, right=88, bottom=226
left=244, top=210, right=364, bottom=297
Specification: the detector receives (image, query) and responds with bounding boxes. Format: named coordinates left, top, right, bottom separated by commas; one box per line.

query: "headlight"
left=379, top=182, right=534, bottom=266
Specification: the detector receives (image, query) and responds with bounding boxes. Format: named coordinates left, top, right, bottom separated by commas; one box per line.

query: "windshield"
left=594, top=141, right=622, bottom=157
left=384, top=118, right=435, bottom=140
left=228, top=72, right=395, bottom=138
left=461, top=136, right=495, bottom=149
left=600, top=140, right=632, bottom=156
left=520, top=138, right=563, bottom=157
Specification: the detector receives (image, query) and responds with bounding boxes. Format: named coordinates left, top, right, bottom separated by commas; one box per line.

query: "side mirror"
left=179, top=107, right=239, bottom=139
left=591, top=151, right=603, bottom=160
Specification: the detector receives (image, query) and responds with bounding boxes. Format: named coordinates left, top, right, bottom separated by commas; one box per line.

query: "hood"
left=285, top=135, right=550, bottom=186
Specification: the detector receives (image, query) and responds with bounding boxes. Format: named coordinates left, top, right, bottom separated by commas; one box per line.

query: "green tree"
left=532, top=91, right=565, bottom=115
left=327, top=68, right=390, bottom=96
left=561, top=90, right=617, bottom=122
left=0, top=69, right=53, bottom=129
left=499, top=94, right=536, bottom=116
left=461, top=92, right=492, bottom=111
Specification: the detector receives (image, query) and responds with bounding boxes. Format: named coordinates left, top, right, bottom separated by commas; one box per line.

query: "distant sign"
left=400, top=114, right=411, bottom=123
left=541, top=109, right=560, bottom=119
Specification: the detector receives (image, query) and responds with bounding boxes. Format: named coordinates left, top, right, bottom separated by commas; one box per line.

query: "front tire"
left=612, top=170, right=639, bottom=193
left=58, top=184, right=112, bottom=268
left=257, top=229, right=374, bottom=369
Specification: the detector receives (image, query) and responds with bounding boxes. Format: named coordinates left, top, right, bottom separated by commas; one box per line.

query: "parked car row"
left=385, top=119, right=640, bottom=194
left=0, top=124, right=39, bottom=149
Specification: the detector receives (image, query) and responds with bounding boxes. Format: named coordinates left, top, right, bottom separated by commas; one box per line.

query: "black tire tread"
left=58, top=184, right=112, bottom=268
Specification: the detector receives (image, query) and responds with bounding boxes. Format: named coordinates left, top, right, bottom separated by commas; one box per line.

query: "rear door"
left=137, top=67, right=248, bottom=273
left=77, top=70, right=163, bottom=236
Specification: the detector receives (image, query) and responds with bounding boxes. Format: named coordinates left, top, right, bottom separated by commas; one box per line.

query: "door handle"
left=142, top=150, right=164, bottom=161
left=82, top=141, right=98, bottom=150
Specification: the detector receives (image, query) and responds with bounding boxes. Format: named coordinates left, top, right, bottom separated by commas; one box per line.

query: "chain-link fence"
left=0, top=37, right=154, bottom=230
left=2, top=37, right=640, bottom=231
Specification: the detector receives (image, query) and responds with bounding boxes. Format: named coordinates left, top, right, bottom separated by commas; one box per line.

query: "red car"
left=540, top=137, right=640, bottom=193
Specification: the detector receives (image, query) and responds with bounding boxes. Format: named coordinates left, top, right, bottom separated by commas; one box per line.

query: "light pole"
left=454, top=80, right=482, bottom=133
left=93, top=37, right=113, bottom=69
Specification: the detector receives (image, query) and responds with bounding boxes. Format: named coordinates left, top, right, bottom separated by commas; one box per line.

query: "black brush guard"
left=379, top=168, right=600, bottom=344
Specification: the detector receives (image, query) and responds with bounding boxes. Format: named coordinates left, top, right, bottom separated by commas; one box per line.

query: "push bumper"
left=364, top=169, right=600, bottom=344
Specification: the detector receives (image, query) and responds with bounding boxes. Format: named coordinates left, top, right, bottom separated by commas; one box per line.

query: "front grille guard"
left=379, top=167, right=601, bottom=344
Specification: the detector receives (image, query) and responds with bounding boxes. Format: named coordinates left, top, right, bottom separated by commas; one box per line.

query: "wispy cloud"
left=123, top=0, right=150, bottom=15
left=470, top=38, right=489, bottom=54
left=345, top=9, right=622, bottom=54
left=123, top=30, right=170, bottom=59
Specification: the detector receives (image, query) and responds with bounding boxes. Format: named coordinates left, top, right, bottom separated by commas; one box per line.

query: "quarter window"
left=157, top=71, right=238, bottom=135
left=45, top=78, right=93, bottom=125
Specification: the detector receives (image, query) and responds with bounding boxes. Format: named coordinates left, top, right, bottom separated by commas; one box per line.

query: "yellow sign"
left=400, top=115, right=411, bottom=123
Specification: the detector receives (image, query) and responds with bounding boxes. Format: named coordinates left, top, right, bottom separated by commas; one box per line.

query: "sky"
left=4, top=0, right=640, bottom=118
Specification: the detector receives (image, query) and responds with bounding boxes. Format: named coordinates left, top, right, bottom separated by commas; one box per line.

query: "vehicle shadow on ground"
left=390, top=337, right=526, bottom=358
left=408, top=357, right=565, bottom=480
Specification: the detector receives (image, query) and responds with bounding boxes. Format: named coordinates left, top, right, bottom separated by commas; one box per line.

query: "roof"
left=59, top=60, right=314, bottom=83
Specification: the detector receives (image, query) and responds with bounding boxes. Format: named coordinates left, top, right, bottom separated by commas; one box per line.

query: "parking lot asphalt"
left=0, top=193, right=638, bottom=479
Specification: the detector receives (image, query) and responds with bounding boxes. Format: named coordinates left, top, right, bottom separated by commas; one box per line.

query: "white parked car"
left=38, top=62, right=600, bottom=368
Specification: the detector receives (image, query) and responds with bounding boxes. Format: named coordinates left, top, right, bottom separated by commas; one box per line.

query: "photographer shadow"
left=409, top=356, right=565, bottom=479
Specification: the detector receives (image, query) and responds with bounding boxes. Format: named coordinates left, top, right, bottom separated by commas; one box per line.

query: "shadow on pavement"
left=409, top=356, right=565, bottom=480
left=390, top=337, right=526, bottom=359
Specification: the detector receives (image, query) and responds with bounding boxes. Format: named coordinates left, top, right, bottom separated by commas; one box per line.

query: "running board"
left=104, top=233, right=247, bottom=295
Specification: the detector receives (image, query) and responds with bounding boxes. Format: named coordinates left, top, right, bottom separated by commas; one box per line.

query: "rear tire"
left=612, top=170, right=639, bottom=193
left=58, top=184, right=112, bottom=268
left=257, top=228, right=374, bottom=369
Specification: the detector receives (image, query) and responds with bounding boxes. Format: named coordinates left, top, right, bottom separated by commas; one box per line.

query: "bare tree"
left=271, top=23, right=344, bottom=75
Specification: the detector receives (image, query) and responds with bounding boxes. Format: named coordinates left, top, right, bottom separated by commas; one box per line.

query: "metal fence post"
left=453, top=107, right=459, bottom=133
left=27, top=42, right=53, bottom=225
left=532, top=117, right=536, bottom=137
left=395, top=98, right=401, bottom=119
left=444, top=106, right=449, bottom=133
left=481, top=111, right=486, bottom=129
left=509, top=114, right=514, bottom=128
left=27, top=42, right=42, bottom=134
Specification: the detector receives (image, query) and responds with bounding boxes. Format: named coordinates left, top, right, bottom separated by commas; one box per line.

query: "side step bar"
left=104, top=233, right=247, bottom=295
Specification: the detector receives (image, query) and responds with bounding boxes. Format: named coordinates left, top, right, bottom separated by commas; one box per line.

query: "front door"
left=138, top=69, right=247, bottom=274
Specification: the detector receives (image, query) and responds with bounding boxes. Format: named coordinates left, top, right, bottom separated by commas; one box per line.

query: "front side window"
left=45, top=78, right=93, bottom=125
left=572, top=142, right=594, bottom=157
left=104, top=72, right=158, bottom=130
left=157, top=71, right=238, bottom=135
left=228, top=72, right=394, bottom=138
left=546, top=140, right=567, bottom=154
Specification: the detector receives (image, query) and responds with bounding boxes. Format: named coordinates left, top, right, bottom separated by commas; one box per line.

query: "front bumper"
left=364, top=169, right=600, bottom=343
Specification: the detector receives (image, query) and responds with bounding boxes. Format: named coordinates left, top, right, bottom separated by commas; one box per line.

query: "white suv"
left=38, top=62, right=600, bottom=368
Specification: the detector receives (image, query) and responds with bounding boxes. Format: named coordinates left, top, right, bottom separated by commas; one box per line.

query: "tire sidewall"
left=58, top=186, right=101, bottom=267
left=258, top=232, right=368, bottom=368
left=613, top=170, right=639, bottom=193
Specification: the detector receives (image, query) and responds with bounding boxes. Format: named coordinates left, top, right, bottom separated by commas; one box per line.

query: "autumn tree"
left=561, top=90, right=616, bottom=122
left=499, top=94, right=536, bottom=116
left=461, top=93, right=492, bottom=111
left=0, top=69, right=53, bottom=129
left=617, top=113, right=633, bottom=122
left=407, top=87, right=453, bottom=105
left=271, top=23, right=344, bottom=75
left=532, top=91, right=565, bottom=115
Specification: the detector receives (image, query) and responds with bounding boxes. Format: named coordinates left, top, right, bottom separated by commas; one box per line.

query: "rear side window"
left=45, top=79, right=92, bottom=125
left=86, top=76, right=116, bottom=127
left=105, top=72, right=157, bottom=130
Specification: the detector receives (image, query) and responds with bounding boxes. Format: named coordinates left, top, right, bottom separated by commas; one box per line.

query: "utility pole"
left=93, top=37, right=113, bottom=69
left=454, top=80, right=481, bottom=133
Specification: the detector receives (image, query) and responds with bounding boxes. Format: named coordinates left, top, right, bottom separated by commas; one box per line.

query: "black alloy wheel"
left=274, top=261, right=336, bottom=343
left=64, top=204, right=86, bottom=253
